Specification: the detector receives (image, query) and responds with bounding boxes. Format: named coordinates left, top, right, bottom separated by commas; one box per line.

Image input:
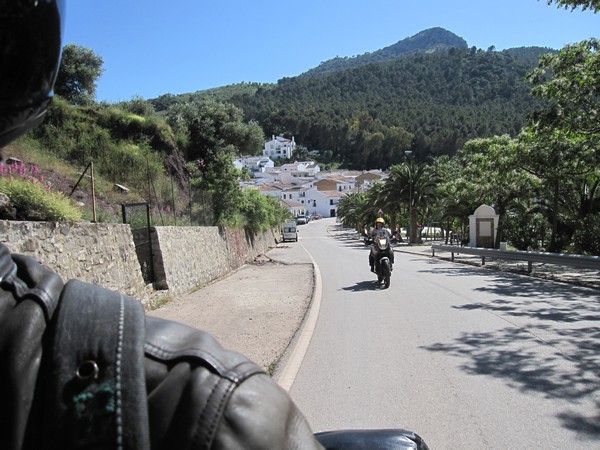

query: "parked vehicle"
left=296, top=215, right=308, bottom=225
left=371, top=234, right=393, bottom=288
left=282, top=224, right=298, bottom=242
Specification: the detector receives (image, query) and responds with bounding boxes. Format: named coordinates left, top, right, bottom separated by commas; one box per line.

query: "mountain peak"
left=300, top=27, right=468, bottom=78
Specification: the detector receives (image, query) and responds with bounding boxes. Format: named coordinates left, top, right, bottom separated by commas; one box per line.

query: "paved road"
left=150, top=217, right=600, bottom=449
left=286, top=218, right=600, bottom=450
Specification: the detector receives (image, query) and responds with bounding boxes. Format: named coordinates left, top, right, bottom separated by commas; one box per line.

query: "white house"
left=263, top=135, right=296, bottom=160
left=313, top=175, right=355, bottom=193
left=233, top=156, right=275, bottom=178
left=279, top=198, right=306, bottom=217
left=304, top=186, right=346, bottom=218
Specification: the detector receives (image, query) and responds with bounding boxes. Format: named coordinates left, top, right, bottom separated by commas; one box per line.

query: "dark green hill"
left=150, top=82, right=275, bottom=113
left=146, top=28, right=555, bottom=169
left=229, top=46, right=551, bottom=168
left=300, top=27, right=469, bottom=78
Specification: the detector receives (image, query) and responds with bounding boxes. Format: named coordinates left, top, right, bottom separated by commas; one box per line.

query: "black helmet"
left=0, top=0, right=65, bottom=148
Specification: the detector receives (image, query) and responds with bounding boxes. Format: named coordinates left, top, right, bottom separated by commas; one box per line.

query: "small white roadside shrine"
left=468, top=205, right=499, bottom=248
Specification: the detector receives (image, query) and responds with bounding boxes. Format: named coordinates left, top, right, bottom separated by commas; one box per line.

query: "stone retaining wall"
left=0, top=220, right=148, bottom=302
left=150, top=226, right=277, bottom=295
left=0, top=220, right=278, bottom=306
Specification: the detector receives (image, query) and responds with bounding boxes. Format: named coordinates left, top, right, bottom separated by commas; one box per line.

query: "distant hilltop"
left=299, top=27, right=469, bottom=78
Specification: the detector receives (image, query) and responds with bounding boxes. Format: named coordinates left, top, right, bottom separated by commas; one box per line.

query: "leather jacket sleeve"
left=0, top=244, right=323, bottom=450
left=144, top=316, right=324, bottom=449
left=0, top=245, right=64, bottom=450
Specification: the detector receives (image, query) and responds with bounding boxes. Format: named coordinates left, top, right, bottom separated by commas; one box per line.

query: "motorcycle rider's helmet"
left=0, top=0, right=65, bottom=149
left=375, top=217, right=385, bottom=227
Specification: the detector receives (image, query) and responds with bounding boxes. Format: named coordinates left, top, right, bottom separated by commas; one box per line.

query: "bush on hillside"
left=0, top=163, right=82, bottom=221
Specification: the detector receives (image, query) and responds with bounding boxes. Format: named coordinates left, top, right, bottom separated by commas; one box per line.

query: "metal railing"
left=430, top=244, right=600, bottom=273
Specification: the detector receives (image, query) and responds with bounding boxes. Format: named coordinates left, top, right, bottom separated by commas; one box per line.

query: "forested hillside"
left=229, top=46, right=551, bottom=168
left=146, top=27, right=554, bottom=169
left=299, top=27, right=469, bottom=78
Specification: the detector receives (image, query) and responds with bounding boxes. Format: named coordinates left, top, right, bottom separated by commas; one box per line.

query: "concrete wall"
left=0, top=220, right=278, bottom=306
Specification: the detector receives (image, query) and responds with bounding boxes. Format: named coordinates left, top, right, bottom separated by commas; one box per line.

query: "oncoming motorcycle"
left=371, top=234, right=393, bottom=288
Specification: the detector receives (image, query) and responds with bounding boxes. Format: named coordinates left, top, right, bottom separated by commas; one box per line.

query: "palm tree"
left=336, top=192, right=369, bottom=233
left=384, top=161, right=439, bottom=244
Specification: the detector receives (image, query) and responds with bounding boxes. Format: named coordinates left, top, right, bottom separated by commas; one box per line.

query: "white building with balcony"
left=263, top=135, right=296, bottom=160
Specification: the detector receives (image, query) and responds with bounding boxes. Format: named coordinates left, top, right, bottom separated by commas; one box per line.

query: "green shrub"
left=0, top=177, right=82, bottom=221
left=572, top=213, right=600, bottom=256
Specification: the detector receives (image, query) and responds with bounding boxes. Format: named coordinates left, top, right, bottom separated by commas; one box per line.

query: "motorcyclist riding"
left=369, top=218, right=394, bottom=272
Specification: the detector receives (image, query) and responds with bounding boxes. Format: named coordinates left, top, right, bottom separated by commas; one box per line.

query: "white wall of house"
left=233, top=156, right=275, bottom=177
left=304, top=187, right=345, bottom=218
left=263, top=135, right=296, bottom=160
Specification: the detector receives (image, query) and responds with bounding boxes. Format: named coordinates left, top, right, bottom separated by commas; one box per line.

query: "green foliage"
left=231, top=47, right=546, bottom=167
left=240, top=189, right=286, bottom=234
left=381, top=161, right=440, bottom=242
left=572, top=212, right=600, bottom=254
left=458, top=135, right=540, bottom=246
left=527, top=39, right=599, bottom=169
left=520, top=38, right=600, bottom=252
left=547, top=0, right=600, bottom=12
left=55, top=44, right=104, bottom=106
left=165, top=98, right=264, bottom=161
left=0, top=176, right=82, bottom=222
left=150, top=82, right=276, bottom=112
left=337, top=192, right=370, bottom=232
left=116, top=95, right=157, bottom=117
left=300, top=28, right=468, bottom=78
left=188, top=145, right=243, bottom=226
left=34, top=97, right=172, bottom=196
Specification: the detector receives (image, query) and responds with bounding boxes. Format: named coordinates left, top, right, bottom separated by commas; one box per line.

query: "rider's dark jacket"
left=0, top=243, right=323, bottom=449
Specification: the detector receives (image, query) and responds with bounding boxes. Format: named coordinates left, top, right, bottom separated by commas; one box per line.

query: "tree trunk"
left=410, top=206, right=418, bottom=244
left=549, top=178, right=560, bottom=252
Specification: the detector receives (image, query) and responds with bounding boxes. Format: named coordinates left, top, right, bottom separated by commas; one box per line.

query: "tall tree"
left=337, top=192, right=370, bottom=233
left=524, top=38, right=600, bottom=251
left=383, top=161, right=439, bottom=244
left=433, top=155, right=479, bottom=243
left=166, top=98, right=264, bottom=161
left=459, top=135, right=539, bottom=248
left=55, top=44, right=103, bottom=106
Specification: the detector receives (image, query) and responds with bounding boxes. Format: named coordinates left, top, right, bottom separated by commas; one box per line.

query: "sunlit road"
left=287, top=218, right=600, bottom=449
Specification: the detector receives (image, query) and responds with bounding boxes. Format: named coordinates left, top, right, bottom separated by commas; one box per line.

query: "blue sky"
left=63, top=0, right=600, bottom=103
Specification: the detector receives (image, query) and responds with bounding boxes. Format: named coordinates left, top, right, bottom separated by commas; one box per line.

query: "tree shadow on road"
left=420, top=259, right=600, bottom=437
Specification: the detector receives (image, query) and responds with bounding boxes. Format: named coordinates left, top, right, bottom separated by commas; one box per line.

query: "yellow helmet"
left=375, top=218, right=385, bottom=225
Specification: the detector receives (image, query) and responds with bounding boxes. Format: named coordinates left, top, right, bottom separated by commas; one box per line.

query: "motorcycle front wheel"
left=382, top=259, right=391, bottom=289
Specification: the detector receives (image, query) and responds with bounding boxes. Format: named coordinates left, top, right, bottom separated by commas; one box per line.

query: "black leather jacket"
left=0, top=244, right=323, bottom=449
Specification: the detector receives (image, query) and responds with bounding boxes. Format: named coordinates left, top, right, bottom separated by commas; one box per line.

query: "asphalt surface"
left=149, top=228, right=599, bottom=376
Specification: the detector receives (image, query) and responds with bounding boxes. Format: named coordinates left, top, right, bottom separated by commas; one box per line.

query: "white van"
left=282, top=221, right=298, bottom=242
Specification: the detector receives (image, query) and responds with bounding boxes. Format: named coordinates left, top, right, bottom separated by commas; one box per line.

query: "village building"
left=262, top=135, right=296, bottom=160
